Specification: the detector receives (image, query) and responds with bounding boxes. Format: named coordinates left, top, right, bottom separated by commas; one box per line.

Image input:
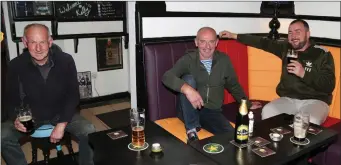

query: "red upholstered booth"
left=217, top=40, right=249, bottom=104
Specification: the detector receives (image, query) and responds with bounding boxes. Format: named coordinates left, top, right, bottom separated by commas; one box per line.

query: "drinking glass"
left=287, top=48, right=298, bottom=64
left=17, top=105, right=35, bottom=134
left=130, top=108, right=145, bottom=148
left=293, top=112, right=310, bottom=142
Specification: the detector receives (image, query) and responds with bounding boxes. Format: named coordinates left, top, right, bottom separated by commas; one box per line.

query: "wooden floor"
left=1, top=101, right=131, bottom=164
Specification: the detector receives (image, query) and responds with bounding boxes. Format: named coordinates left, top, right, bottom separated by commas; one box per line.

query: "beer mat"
left=289, top=124, right=323, bottom=135
left=270, top=126, right=291, bottom=134
left=252, top=146, right=276, bottom=157
left=107, top=130, right=128, bottom=140
left=203, top=143, right=224, bottom=154
left=250, top=137, right=271, bottom=147
left=230, top=140, right=254, bottom=149
left=290, top=137, right=310, bottom=146
left=307, top=126, right=323, bottom=135
left=128, top=142, right=149, bottom=151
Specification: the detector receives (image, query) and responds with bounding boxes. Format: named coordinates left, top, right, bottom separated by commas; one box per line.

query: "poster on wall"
left=77, top=71, right=92, bottom=99
left=96, top=37, right=123, bottom=71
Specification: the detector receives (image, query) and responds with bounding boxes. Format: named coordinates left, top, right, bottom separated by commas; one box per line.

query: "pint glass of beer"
left=287, top=48, right=298, bottom=64
left=17, top=105, right=35, bottom=134
left=293, top=112, right=310, bottom=142
left=130, top=108, right=145, bottom=148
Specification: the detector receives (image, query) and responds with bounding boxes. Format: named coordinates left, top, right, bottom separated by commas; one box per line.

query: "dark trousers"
left=177, top=75, right=234, bottom=134
left=1, top=113, right=96, bottom=165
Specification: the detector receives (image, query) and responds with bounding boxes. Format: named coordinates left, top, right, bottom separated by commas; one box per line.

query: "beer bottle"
left=234, top=99, right=249, bottom=144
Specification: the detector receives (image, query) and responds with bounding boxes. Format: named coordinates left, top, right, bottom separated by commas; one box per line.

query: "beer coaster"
left=128, top=142, right=149, bottom=151
left=289, top=137, right=310, bottom=146
left=230, top=140, right=254, bottom=149
left=203, top=143, right=224, bottom=154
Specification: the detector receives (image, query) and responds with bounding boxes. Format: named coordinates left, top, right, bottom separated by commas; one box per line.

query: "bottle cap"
left=248, top=111, right=254, bottom=118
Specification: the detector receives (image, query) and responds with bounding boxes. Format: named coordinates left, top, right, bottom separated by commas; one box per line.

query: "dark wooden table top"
left=89, top=120, right=218, bottom=165
left=189, top=114, right=338, bottom=165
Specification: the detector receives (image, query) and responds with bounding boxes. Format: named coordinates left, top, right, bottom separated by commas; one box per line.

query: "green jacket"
left=237, top=34, right=335, bottom=105
left=162, top=49, right=251, bottom=110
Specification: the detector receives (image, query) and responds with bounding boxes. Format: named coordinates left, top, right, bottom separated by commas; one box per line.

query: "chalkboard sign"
left=13, top=1, right=53, bottom=18
left=54, top=1, right=125, bottom=20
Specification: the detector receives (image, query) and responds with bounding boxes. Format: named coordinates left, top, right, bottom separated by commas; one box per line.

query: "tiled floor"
left=1, top=101, right=131, bottom=165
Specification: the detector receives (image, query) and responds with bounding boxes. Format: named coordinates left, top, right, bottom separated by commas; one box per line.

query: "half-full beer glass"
left=130, top=108, right=145, bottom=148
left=17, top=105, right=35, bottom=134
left=293, top=112, right=310, bottom=142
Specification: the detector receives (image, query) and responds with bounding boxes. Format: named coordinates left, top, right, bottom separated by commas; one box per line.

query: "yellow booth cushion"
left=154, top=117, right=235, bottom=143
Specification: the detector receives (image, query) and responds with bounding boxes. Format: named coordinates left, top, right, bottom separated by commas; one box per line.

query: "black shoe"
left=187, top=131, right=199, bottom=144
left=196, top=127, right=201, bottom=132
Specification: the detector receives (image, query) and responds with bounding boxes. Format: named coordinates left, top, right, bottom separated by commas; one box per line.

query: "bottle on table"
left=234, top=99, right=249, bottom=144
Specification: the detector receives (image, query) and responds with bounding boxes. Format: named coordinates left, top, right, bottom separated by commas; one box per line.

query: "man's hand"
left=287, top=60, right=305, bottom=78
left=50, top=122, right=67, bottom=143
left=219, top=31, right=238, bottom=39
left=14, top=118, right=27, bottom=133
left=250, top=101, right=262, bottom=110
left=181, top=83, right=204, bottom=109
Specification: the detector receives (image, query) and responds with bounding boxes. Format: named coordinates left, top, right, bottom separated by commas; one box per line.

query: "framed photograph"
left=96, top=37, right=123, bottom=71
left=77, top=71, right=92, bottom=99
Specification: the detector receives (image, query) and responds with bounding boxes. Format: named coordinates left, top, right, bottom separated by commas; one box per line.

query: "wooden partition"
left=248, top=46, right=340, bottom=119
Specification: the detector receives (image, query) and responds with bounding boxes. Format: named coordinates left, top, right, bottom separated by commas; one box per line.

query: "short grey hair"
left=23, top=23, right=51, bottom=38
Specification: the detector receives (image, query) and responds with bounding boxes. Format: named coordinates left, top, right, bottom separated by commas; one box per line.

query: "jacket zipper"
left=206, top=85, right=209, bottom=103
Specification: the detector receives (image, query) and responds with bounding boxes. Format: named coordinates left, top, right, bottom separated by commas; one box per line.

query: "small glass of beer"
left=293, top=112, right=310, bottom=142
left=130, top=108, right=145, bottom=148
left=17, top=105, right=35, bottom=134
left=287, top=48, right=298, bottom=64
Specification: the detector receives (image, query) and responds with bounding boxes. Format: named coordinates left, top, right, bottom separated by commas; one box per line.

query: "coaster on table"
left=230, top=140, right=254, bottom=149
left=252, top=146, right=276, bottom=157
left=250, top=137, right=271, bottom=147
left=128, top=142, right=149, bottom=151
left=289, top=137, right=310, bottom=146
left=307, top=126, right=323, bottom=135
left=203, top=143, right=224, bottom=154
left=270, top=126, right=291, bottom=134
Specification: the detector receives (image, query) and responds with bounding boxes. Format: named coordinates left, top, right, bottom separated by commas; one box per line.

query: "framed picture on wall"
left=77, top=71, right=92, bottom=99
left=96, top=37, right=123, bottom=71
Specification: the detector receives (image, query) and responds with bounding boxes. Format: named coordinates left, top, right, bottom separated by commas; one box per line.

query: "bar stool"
left=30, top=124, right=75, bottom=164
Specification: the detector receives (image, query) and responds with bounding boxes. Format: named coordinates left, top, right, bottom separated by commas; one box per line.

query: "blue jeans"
left=1, top=113, right=96, bottom=165
left=177, top=75, right=234, bottom=134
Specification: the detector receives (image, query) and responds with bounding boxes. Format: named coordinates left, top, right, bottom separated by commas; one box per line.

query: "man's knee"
left=182, top=75, right=196, bottom=88
left=78, top=122, right=96, bottom=136
left=1, top=122, right=21, bottom=144
left=261, top=102, right=280, bottom=119
left=310, top=116, right=326, bottom=125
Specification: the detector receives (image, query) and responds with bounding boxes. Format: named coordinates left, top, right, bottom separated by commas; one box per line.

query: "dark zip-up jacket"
left=237, top=34, right=335, bottom=105
left=162, top=49, right=251, bottom=110
left=5, top=48, right=80, bottom=123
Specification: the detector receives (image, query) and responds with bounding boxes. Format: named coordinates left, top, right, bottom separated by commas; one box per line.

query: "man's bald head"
left=195, top=27, right=218, bottom=60
left=196, top=27, right=217, bottom=40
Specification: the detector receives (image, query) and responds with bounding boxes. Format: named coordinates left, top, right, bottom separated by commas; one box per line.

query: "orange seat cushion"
left=155, top=117, right=235, bottom=143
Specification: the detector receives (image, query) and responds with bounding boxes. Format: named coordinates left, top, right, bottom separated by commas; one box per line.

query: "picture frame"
left=77, top=71, right=92, bottom=99
left=96, top=37, right=123, bottom=71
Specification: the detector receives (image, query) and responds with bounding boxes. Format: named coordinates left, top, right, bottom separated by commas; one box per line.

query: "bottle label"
left=236, top=124, right=249, bottom=140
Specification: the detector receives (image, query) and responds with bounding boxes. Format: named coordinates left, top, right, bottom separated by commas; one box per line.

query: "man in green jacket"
left=162, top=27, right=262, bottom=143
left=219, top=19, right=335, bottom=125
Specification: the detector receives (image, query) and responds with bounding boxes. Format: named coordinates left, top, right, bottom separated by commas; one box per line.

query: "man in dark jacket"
left=219, top=19, right=335, bottom=125
left=1, top=23, right=96, bottom=165
left=162, top=27, right=262, bottom=143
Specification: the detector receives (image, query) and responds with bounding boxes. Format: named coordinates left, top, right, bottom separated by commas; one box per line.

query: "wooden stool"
left=30, top=124, right=75, bottom=164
